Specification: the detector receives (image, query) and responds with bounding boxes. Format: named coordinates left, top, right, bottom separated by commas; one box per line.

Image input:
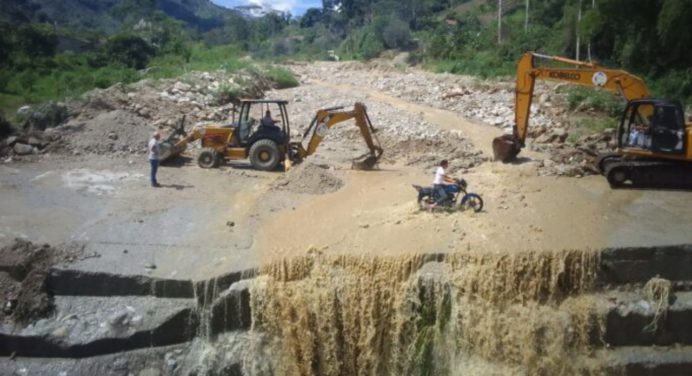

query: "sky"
left=211, top=0, right=323, bottom=16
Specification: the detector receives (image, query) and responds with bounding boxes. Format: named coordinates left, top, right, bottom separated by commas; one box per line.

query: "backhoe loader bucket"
left=158, top=139, right=186, bottom=162
left=351, top=152, right=381, bottom=170
left=159, top=116, right=188, bottom=162
left=492, top=134, right=521, bottom=162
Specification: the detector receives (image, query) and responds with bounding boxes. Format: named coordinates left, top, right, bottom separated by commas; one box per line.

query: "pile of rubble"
left=1, top=68, right=278, bottom=160
left=265, top=76, right=486, bottom=170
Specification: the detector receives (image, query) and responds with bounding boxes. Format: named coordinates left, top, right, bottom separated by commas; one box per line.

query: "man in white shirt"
left=148, top=131, right=161, bottom=187
left=430, top=159, right=455, bottom=210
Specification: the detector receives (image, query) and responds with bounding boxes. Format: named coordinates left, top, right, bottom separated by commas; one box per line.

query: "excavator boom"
left=493, top=52, right=650, bottom=162
left=291, top=102, right=384, bottom=169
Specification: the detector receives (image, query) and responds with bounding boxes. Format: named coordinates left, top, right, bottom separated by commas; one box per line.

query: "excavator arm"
left=291, top=102, right=384, bottom=169
left=493, top=52, right=650, bottom=162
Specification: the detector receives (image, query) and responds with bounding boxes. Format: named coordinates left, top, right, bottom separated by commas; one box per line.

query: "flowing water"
left=183, top=248, right=615, bottom=375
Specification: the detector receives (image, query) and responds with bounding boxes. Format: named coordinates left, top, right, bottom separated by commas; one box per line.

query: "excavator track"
left=602, top=156, right=692, bottom=189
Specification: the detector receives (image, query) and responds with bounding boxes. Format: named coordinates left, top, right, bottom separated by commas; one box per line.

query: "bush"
left=264, top=67, right=299, bottom=89
left=212, top=83, right=242, bottom=106
left=651, top=69, right=692, bottom=106
left=17, top=101, right=69, bottom=131
left=382, top=17, right=411, bottom=49
left=103, top=34, right=155, bottom=69
left=0, top=111, right=13, bottom=138
left=566, top=87, right=625, bottom=117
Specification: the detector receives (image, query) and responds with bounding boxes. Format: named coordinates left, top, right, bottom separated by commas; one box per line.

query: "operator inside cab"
left=260, top=110, right=280, bottom=131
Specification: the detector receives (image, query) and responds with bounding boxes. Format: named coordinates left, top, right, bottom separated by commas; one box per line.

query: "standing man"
left=148, top=131, right=161, bottom=187
left=430, top=159, right=455, bottom=211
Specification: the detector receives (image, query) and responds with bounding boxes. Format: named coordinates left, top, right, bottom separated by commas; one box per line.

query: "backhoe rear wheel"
left=249, top=139, right=280, bottom=171
left=198, top=147, right=220, bottom=169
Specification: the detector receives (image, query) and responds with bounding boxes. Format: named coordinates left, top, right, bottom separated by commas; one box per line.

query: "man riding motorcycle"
left=429, top=159, right=456, bottom=211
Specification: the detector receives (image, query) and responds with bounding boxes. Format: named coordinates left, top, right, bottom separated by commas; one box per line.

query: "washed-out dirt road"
left=1, top=61, right=691, bottom=280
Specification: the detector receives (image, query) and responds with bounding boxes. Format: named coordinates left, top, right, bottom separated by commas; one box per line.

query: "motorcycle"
left=412, top=178, right=484, bottom=213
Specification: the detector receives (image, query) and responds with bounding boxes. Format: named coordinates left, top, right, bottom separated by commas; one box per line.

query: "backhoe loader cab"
left=194, top=99, right=290, bottom=171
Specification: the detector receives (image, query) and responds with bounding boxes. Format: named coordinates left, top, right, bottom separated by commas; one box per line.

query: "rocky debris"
left=263, top=75, right=484, bottom=170
left=274, top=162, right=344, bottom=194
left=0, top=239, right=87, bottom=324
left=1, top=68, right=283, bottom=162
left=287, top=62, right=620, bottom=177
left=60, top=110, right=152, bottom=156
left=16, top=101, right=69, bottom=131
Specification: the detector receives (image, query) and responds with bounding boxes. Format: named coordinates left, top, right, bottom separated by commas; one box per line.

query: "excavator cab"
left=620, top=99, right=686, bottom=154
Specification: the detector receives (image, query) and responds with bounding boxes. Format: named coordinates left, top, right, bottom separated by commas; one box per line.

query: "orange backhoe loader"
left=493, top=52, right=692, bottom=188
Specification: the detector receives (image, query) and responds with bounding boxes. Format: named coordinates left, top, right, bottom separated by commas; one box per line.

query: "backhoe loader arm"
left=159, top=126, right=205, bottom=161
left=494, top=52, right=650, bottom=162
left=292, top=102, right=383, bottom=169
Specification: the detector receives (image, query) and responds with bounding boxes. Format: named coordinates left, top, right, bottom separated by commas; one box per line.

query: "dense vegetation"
left=1, top=0, right=691, bottom=120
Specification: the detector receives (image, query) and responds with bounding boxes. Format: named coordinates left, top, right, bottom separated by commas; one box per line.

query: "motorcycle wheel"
left=460, top=193, right=483, bottom=213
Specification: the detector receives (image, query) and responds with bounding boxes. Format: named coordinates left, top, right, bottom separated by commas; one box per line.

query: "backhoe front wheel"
left=249, top=139, right=280, bottom=171
left=198, top=148, right=220, bottom=169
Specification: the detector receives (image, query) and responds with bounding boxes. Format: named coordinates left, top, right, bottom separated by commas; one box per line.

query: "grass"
left=566, top=114, right=618, bottom=144
left=264, top=66, right=299, bottom=89
left=0, top=43, right=301, bottom=124
left=565, top=86, right=625, bottom=117
left=426, top=52, right=514, bottom=78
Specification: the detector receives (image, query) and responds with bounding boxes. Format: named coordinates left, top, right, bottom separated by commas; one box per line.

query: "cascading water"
left=222, top=248, right=611, bottom=376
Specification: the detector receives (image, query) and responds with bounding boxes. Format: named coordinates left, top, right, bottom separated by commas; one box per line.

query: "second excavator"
left=160, top=100, right=383, bottom=171
left=493, top=52, right=692, bottom=188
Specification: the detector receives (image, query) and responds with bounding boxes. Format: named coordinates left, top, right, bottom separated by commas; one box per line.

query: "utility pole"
left=525, top=0, right=529, bottom=32
left=576, top=0, right=582, bottom=61
left=498, top=0, right=502, bottom=44
left=587, top=0, right=595, bottom=61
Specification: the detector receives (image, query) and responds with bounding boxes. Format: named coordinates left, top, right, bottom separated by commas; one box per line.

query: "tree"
left=657, top=0, right=692, bottom=68
left=382, top=17, right=411, bottom=49
left=300, top=8, right=324, bottom=28
left=17, top=24, right=58, bottom=58
left=103, top=34, right=155, bottom=69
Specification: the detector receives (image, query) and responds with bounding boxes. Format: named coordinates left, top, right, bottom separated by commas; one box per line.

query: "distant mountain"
left=1, top=0, right=235, bottom=33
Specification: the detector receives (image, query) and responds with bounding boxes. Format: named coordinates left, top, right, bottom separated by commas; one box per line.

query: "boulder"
left=13, top=143, right=35, bottom=155
left=19, top=101, right=69, bottom=131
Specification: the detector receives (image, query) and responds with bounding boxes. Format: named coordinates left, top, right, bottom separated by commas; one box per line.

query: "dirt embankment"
left=0, top=239, right=91, bottom=324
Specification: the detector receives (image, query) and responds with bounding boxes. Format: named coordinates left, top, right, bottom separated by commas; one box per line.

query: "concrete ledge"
left=0, top=308, right=198, bottom=358
left=209, top=280, right=252, bottom=337
left=605, top=292, right=692, bottom=347
left=194, top=268, right=257, bottom=307
left=600, top=244, right=692, bottom=284
left=594, top=346, right=692, bottom=376
left=47, top=269, right=195, bottom=298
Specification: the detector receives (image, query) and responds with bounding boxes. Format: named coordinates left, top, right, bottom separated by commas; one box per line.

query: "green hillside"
left=1, top=0, right=691, bottom=121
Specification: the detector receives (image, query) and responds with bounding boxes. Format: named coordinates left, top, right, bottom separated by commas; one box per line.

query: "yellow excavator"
left=493, top=52, right=692, bottom=188
left=160, top=99, right=383, bottom=171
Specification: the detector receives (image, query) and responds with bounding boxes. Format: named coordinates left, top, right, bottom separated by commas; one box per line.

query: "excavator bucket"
left=352, top=152, right=381, bottom=170
left=492, top=134, right=521, bottom=162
